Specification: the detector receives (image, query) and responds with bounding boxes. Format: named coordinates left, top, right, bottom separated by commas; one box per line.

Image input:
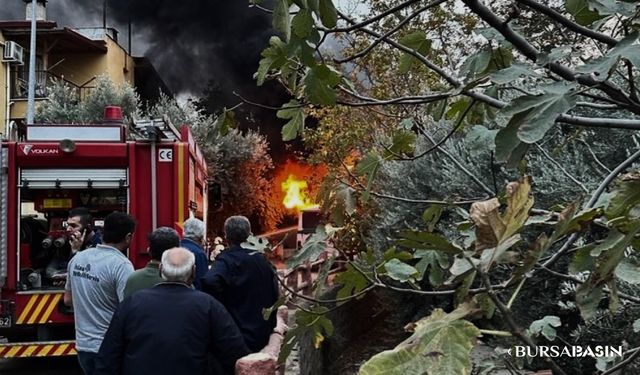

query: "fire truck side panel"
left=174, top=143, right=187, bottom=229
left=13, top=292, right=73, bottom=325
left=129, top=142, right=152, bottom=270
left=156, top=145, right=177, bottom=231
left=15, top=143, right=128, bottom=167
left=6, top=143, right=18, bottom=292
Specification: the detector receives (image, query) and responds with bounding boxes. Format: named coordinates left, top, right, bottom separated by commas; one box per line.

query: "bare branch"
left=338, top=85, right=453, bottom=106
left=535, top=143, right=589, bottom=193
left=577, top=138, right=611, bottom=174
left=415, top=121, right=496, bottom=196
left=335, top=10, right=461, bottom=87
left=557, top=115, right=640, bottom=130
left=330, top=0, right=425, bottom=33
left=575, top=102, right=621, bottom=110
left=387, top=100, right=477, bottom=161
left=515, top=0, right=618, bottom=46
left=335, top=0, right=447, bottom=63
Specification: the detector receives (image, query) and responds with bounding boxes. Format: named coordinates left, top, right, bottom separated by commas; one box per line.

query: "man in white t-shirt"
left=64, top=211, right=136, bottom=375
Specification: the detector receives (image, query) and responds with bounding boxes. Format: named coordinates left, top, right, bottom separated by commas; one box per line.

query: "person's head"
left=182, top=218, right=205, bottom=244
left=160, top=247, right=195, bottom=284
left=224, top=216, right=251, bottom=246
left=148, top=227, right=180, bottom=261
left=66, top=207, right=93, bottom=236
left=102, top=211, right=136, bottom=251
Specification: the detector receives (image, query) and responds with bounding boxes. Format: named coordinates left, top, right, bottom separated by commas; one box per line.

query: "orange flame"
left=282, top=174, right=318, bottom=210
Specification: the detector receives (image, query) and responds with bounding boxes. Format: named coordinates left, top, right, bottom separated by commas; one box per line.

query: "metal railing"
left=10, top=70, right=95, bottom=101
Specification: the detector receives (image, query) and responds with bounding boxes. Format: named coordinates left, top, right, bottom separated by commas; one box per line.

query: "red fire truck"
left=0, top=107, right=208, bottom=358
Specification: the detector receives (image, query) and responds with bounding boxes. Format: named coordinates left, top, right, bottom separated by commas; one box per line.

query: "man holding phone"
left=66, top=207, right=102, bottom=254
left=46, top=207, right=102, bottom=283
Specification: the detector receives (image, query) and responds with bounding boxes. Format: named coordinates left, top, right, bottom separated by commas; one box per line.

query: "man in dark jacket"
left=95, top=247, right=249, bottom=375
left=201, top=216, right=279, bottom=352
left=180, top=218, right=208, bottom=290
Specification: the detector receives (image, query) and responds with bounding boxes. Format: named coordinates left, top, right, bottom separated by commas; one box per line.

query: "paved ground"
left=0, top=356, right=82, bottom=374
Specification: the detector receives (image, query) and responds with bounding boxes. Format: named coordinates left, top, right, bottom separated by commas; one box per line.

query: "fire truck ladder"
left=129, top=116, right=181, bottom=141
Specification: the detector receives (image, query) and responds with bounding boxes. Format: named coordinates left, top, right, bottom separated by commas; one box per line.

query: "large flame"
left=282, top=174, right=318, bottom=210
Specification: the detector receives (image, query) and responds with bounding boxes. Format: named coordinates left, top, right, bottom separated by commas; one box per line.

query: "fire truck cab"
left=0, top=107, right=208, bottom=358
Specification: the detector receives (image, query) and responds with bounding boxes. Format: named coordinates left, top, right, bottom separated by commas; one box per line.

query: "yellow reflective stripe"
left=17, top=295, right=39, bottom=324
left=5, top=346, right=22, bottom=358
left=36, top=345, right=54, bottom=357
left=178, top=144, right=185, bottom=223
left=27, top=294, right=51, bottom=324
left=69, top=347, right=77, bottom=355
left=53, top=344, right=68, bottom=356
left=20, top=345, right=38, bottom=357
left=39, top=294, right=62, bottom=323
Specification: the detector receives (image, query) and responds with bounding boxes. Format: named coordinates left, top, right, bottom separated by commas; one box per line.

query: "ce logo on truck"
left=158, top=149, right=173, bottom=162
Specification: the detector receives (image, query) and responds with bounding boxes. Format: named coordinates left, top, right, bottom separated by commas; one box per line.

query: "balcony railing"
left=10, top=70, right=95, bottom=101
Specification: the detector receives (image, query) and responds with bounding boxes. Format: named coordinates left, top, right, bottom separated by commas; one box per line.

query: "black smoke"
left=2, top=0, right=301, bottom=162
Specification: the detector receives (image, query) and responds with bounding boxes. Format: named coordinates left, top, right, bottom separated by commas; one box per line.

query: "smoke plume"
left=2, top=0, right=300, bottom=161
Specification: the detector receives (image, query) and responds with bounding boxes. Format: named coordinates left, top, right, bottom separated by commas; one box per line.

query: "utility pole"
left=103, top=0, right=107, bottom=29
left=26, top=0, right=37, bottom=125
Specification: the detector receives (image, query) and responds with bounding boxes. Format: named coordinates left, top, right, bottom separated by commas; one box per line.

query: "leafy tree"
left=249, top=0, right=640, bottom=374
left=146, top=93, right=280, bottom=234
left=35, top=74, right=140, bottom=123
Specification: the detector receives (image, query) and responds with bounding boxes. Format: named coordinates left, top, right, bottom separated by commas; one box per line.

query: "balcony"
left=10, top=69, right=95, bottom=101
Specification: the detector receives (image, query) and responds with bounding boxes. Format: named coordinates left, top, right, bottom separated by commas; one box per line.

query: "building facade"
left=0, top=0, right=168, bottom=138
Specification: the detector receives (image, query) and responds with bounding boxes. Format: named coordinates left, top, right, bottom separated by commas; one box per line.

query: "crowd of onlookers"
left=62, top=208, right=280, bottom=375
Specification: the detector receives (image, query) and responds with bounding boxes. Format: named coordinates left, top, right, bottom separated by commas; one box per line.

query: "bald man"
left=95, top=248, right=249, bottom=375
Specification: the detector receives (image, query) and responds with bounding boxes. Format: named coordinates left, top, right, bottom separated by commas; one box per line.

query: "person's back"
left=207, top=246, right=278, bottom=351
left=65, top=211, right=136, bottom=375
left=67, top=246, right=133, bottom=350
left=123, top=227, right=179, bottom=299
left=202, top=216, right=278, bottom=352
left=96, top=248, right=249, bottom=375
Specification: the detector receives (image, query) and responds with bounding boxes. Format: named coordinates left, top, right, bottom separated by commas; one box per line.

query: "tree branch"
left=475, top=264, right=568, bottom=375
left=337, top=175, right=484, bottom=205
left=461, top=0, right=640, bottom=115
left=535, top=143, right=589, bottom=193
left=336, top=0, right=447, bottom=63
left=515, top=0, right=618, bottom=46
left=415, top=120, right=496, bottom=196
left=538, top=266, right=640, bottom=304
left=541, top=148, right=640, bottom=269
left=557, top=115, right=640, bottom=130
left=387, top=99, right=477, bottom=161
left=338, top=85, right=454, bottom=106
left=577, top=138, right=611, bottom=174
left=335, top=9, right=640, bottom=131
left=330, top=0, right=426, bottom=33
left=601, top=347, right=640, bottom=375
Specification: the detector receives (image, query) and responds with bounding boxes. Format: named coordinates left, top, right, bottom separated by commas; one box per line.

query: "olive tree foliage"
left=145, top=93, right=280, bottom=233
left=35, top=75, right=140, bottom=123
left=247, top=0, right=640, bottom=373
